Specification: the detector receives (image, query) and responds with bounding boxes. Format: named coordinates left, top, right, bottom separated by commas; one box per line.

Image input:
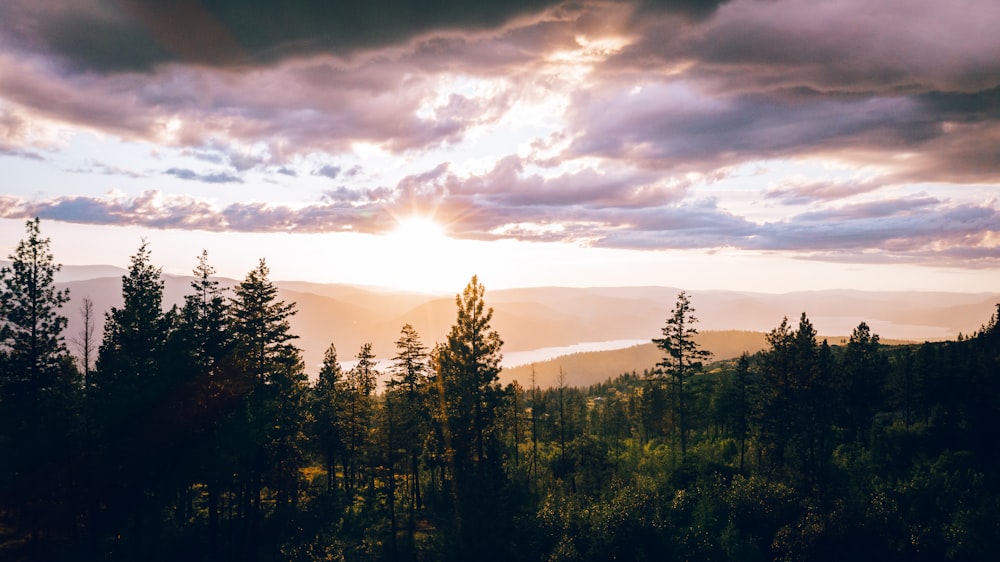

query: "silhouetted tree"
left=387, top=324, right=430, bottom=543
left=170, top=250, right=236, bottom=556
left=839, top=321, right=885, bottom=442
left=229, top=258, right=306, bottom=556
left=311, top=342, right=347, bottom=495
left=91, top=240, right=177, bottom=556
left=0, top=218, right=79, bottom=545
left=345, top=342, right=378, bottom=494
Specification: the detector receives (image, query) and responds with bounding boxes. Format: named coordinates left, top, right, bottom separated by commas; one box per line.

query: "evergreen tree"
left=757, top=316, right=794, bottom=471
left=344, top=342, right=378, bottom=493
left=0, top=218, right=72, bottom=397
left=311, top=342, right=346, bottom=495
left=229, top=258, right=306, bottom=555
left=733, top=353, right=752, bottom=474
left=435, top=276, right=504, bottom=476
left=170, top=250, right=236, bottom=557
left=93, top=240, right=175, bottom=414
left=90, top=240, right=176, bottom=556
left=387, top=324, right=430, bottom=537
left=433, top=275, right=505, bottom=558
left=0, top=218, right=79, bottom=543
left=652, top=291, right=711, bottom=459
left=839, top=321, right=884, bottom=442
left=230, top=259, right=298, bottom=382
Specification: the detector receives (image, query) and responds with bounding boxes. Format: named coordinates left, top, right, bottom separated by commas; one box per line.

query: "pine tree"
left=840, top=321, right=884, bottom=442
left=435, top=276, right=504, bottom=476
left=90, top=240, right=176, bottom=556
left=387, top=324, right=430, bottom=533
left=312, top=342, right=346, bottom=495
left=229, top=259, right=306, bottom=552
left=0, top=218, right=72, bottom=397
left=432, top=276, right=506, bottom=556
left=230, top=259, right=298, bottom=382
left=0, top=218, right=79, bottom=542
left=344, top=342, right=378, bottom=493
left=652, top=291, right=711, bottom=459
left=170, top=250, right=236, bottom=556
left=93, top=240, right=175, bottom=416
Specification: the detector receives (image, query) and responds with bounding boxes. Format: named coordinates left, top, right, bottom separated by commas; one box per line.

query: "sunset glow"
left=0, top=0, right=996, bottom=294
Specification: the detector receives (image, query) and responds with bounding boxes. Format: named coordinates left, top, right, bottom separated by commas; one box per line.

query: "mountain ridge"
left=47, top=267, right=999, bottom=377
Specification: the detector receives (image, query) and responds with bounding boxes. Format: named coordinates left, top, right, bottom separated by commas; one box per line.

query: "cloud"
left=0, top=0, right=997, bottom=274
left=0, top=144, right=43, bottom=161
left=0, top=1, right=730, bottom=73
left=612, top=0, right=1000, bottom=95
left=0, top=175, right=996, bottom=268
left=568, top=82, right=940, bottom=169
left=3, top=0, right=989, bottom=186
left=0, top=190, right=391, bottom=234
left=748, top=198, right=999, bottom=255
left=165, top=167, right=243, bottom=184
left=764, top=177, right=887, bottom=205
left=312, top=165, right=342, bottom=179
left=66, top=160, right=145, bottom=178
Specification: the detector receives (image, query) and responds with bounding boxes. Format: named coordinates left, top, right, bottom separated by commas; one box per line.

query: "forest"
left=1, top=218, right=999, bottom=562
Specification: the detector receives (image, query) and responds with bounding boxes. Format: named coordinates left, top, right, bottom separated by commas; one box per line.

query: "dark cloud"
left=0, top=1, right=729, bottom=73
left=165, top=167, right=243, bottom=184
left=569, top=84, right=925, bottom=168
left=612, top=0, right=1000, bottom=95
left=577, top=0, right=1000, bottom=181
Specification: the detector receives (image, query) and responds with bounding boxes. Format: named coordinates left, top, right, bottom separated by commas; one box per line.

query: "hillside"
left=52, top=269, right=998, bottom=376
left=501, top=331, right=769, bottom=388
left=500, top=331, right=922, bottom=389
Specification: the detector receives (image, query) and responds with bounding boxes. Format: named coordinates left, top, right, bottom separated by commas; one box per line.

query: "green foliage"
left=3, top=228, right=1000, bottom=561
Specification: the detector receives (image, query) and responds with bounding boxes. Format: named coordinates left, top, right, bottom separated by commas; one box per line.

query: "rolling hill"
left=48, top=266, right=999, bottom=379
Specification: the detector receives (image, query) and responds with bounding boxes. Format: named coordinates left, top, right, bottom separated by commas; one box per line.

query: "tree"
left=229, top=258, right=306, bottom=555
left=170, top=250, right=236, bottom=557
left=652, top=291, right=711, bottom=459
left=311, top=342, right=346, bottom=495
left=387, top=324, right=431, bottom=538
left=0, top=217, right=72, bottom=404
left=433, top=276, right=505, bottom=555
left=435, top=276, right=504, bottom=476
left=839, top=321, right=884, bottom=442
left=69, top=297, right=96, bottom=395
left=344, top=342, right=378, bottom=494
left=93, top=240, right=175, bottom=413
left=0, top=218, right=78, bottom=544
left=733, top=353, right=752, bottom=473
left=230, top=259, right=298, bottom=382
left=90, top=240, right=176, bottom=556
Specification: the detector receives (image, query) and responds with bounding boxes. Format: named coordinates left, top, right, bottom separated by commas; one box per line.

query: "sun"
left=382, top=216, right=463, bottom=292
left=390, top=216, right=447, bottom=244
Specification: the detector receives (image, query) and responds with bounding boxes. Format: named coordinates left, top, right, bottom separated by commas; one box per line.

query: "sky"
left=0, top=0, right=998, bottom=294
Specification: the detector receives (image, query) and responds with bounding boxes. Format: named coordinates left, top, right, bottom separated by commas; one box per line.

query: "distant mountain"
left=51, top=269, right=999, bottom=378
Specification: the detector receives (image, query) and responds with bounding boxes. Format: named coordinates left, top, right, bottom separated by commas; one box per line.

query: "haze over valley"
left=49, top=263, right=998, bottom=384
